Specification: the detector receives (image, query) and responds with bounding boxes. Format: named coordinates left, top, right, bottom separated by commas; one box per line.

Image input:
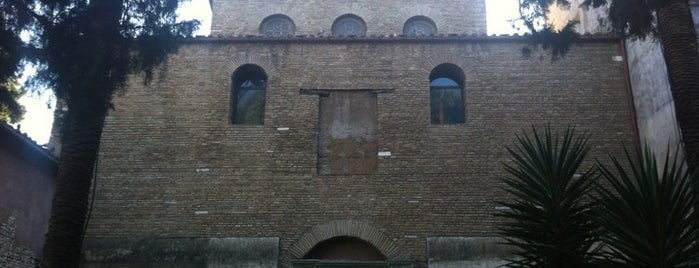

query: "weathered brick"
left=83, top=1, right=638, bottom=267
left=86, top=36, right=635, bottom=267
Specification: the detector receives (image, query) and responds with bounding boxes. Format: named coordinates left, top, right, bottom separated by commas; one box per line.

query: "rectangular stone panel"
left=427, top=237, right=511, bottom=268
left=81, top=237, right=279, bottom=268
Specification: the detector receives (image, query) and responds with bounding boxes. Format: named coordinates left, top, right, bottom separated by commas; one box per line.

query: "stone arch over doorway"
left=287, top=220, right=407, bottom=262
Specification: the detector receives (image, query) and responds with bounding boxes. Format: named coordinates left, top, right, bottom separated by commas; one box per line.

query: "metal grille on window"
left=332, top=15, right=366, bottom=37
left=261, top=15, right=294, bottom=37
left=404, top=16, right=437, bottom=36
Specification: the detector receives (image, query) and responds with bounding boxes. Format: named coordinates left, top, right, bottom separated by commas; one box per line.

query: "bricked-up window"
left=231, top=64, right=267, bottom=124
left=403, top=16, right=437, bottom=36
left=317, top=91, right=377, bottom=175
left=260, top=14, right=295, bottom=37
left=430, top=64, right=465, bottom=124
left=331, top=14, right=366, bottom=37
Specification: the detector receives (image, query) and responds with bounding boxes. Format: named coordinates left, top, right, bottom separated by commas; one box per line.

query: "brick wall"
left=85, top=36, right=635, bottom=267
left=210, top=0, right=487, bottom=36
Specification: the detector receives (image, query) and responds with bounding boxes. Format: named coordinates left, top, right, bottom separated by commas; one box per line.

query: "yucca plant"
left=497, top=127, right=600, bottom=268
left=595, top=146, right=699, bottom=268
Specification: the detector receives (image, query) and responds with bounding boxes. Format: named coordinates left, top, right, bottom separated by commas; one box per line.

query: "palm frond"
left=497, top=127, right=599, bottom=268
left=595, top=145, right=699, bottom=267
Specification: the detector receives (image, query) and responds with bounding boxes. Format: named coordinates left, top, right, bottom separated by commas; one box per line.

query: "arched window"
left=231, top=64, right=267, bottom=124
left=430, top=64, right=465, bottom=124
left=260, top=14, right=295, bottom=37
left=331, top=14, right=366, bottom=36
left=403, top=16, right=437, bottom=36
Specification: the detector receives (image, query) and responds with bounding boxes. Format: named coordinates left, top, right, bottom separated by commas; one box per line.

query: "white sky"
left=16, top=0, right=520, bottom=145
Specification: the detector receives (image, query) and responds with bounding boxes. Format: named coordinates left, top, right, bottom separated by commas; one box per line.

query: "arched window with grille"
left=430, top=64, right=465, bottom=124
left=231, top=64, right=267, bottom=124
left=260, top=14, right=295, bottom=37
left=403, top=16, right=437, bottom=36
left=331, top=14, right=366, bottom=37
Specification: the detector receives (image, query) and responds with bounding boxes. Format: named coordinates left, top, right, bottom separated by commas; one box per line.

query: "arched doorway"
left=287, top=220, right=413, bottom=267
left=303, top=236, right=386, bottom=261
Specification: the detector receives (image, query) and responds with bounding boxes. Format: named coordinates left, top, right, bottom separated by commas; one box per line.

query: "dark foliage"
left=0, top=11, right=26, bottom=123
left=0, top=0, right=199, bottom=266
left=521, top=21, right=579, bottom=59
left=517, top=0, right=581, bottom=59
left=0, top=78, right=26, bottom=123
left=594, top=146, right=699, bottom=268
left=497, top=127, right=599, bottom=267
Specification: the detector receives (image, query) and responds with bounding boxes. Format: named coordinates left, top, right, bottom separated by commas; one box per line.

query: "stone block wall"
left=82, top=237, right=279, bottom=267
left=1, top=212, right=37, bottom=267
left=84, top=36, right=635, bottom=267
left=210, top=0, right=487, bottom=36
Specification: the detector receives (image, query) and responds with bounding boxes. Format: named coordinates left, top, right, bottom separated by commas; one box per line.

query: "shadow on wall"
left=0, top=122, right=57, bottom=267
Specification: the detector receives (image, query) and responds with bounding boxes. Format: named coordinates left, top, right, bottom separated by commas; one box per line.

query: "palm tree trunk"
left=657, top=0, right=699, bottom=178
left=41, top=106, right=107, bottom=268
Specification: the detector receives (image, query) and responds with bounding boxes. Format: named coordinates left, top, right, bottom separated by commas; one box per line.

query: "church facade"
left=81, top=1, right=637, bottom=267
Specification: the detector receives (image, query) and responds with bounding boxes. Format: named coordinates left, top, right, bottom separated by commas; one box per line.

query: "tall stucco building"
left=81, top=1, right=638, bottom=267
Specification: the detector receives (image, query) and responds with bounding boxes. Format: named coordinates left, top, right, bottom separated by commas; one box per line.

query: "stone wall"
left=82, top=237, right=279, bottom=268
left=84, top=36, right=635, bottom=267
left=210, top=0, right=486, bottom=36
left=427, top=237, right=509, bottom=268
left=1, top=212, right=37, bottom=267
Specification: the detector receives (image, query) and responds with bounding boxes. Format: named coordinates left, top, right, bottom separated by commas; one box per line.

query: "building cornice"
left=180, top=33, right=620, bottom=44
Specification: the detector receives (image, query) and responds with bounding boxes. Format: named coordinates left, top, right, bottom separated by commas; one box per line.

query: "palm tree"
left=496, top=127, right=599, bottom=267
left=653, top=0, right=699, bottom=182
left=595, top=145, right=699, bottom=267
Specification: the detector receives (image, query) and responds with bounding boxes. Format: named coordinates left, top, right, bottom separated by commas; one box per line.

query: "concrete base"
left=291, top=260, right=413, bottom=268
left=427, top=237, right=511, bottom=268
left=81, top=237, right=279, bottom=268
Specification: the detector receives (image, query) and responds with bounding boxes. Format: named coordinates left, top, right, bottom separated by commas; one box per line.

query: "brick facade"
left=84, top=35, right=636, bottom=267
left=82, top=1, right=637, bottom=267
left=210, top=0, right=487, bottom=36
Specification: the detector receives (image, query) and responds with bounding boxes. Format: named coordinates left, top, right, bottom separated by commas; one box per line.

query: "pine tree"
left=0, top=0, right=198, bottom=266
left=0, top=12, right=25, bottom=123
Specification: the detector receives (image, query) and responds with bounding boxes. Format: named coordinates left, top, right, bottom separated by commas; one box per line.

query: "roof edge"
left=0, top=120, right=58, bottom=164
left=180, top=32, right=620, bottom=44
